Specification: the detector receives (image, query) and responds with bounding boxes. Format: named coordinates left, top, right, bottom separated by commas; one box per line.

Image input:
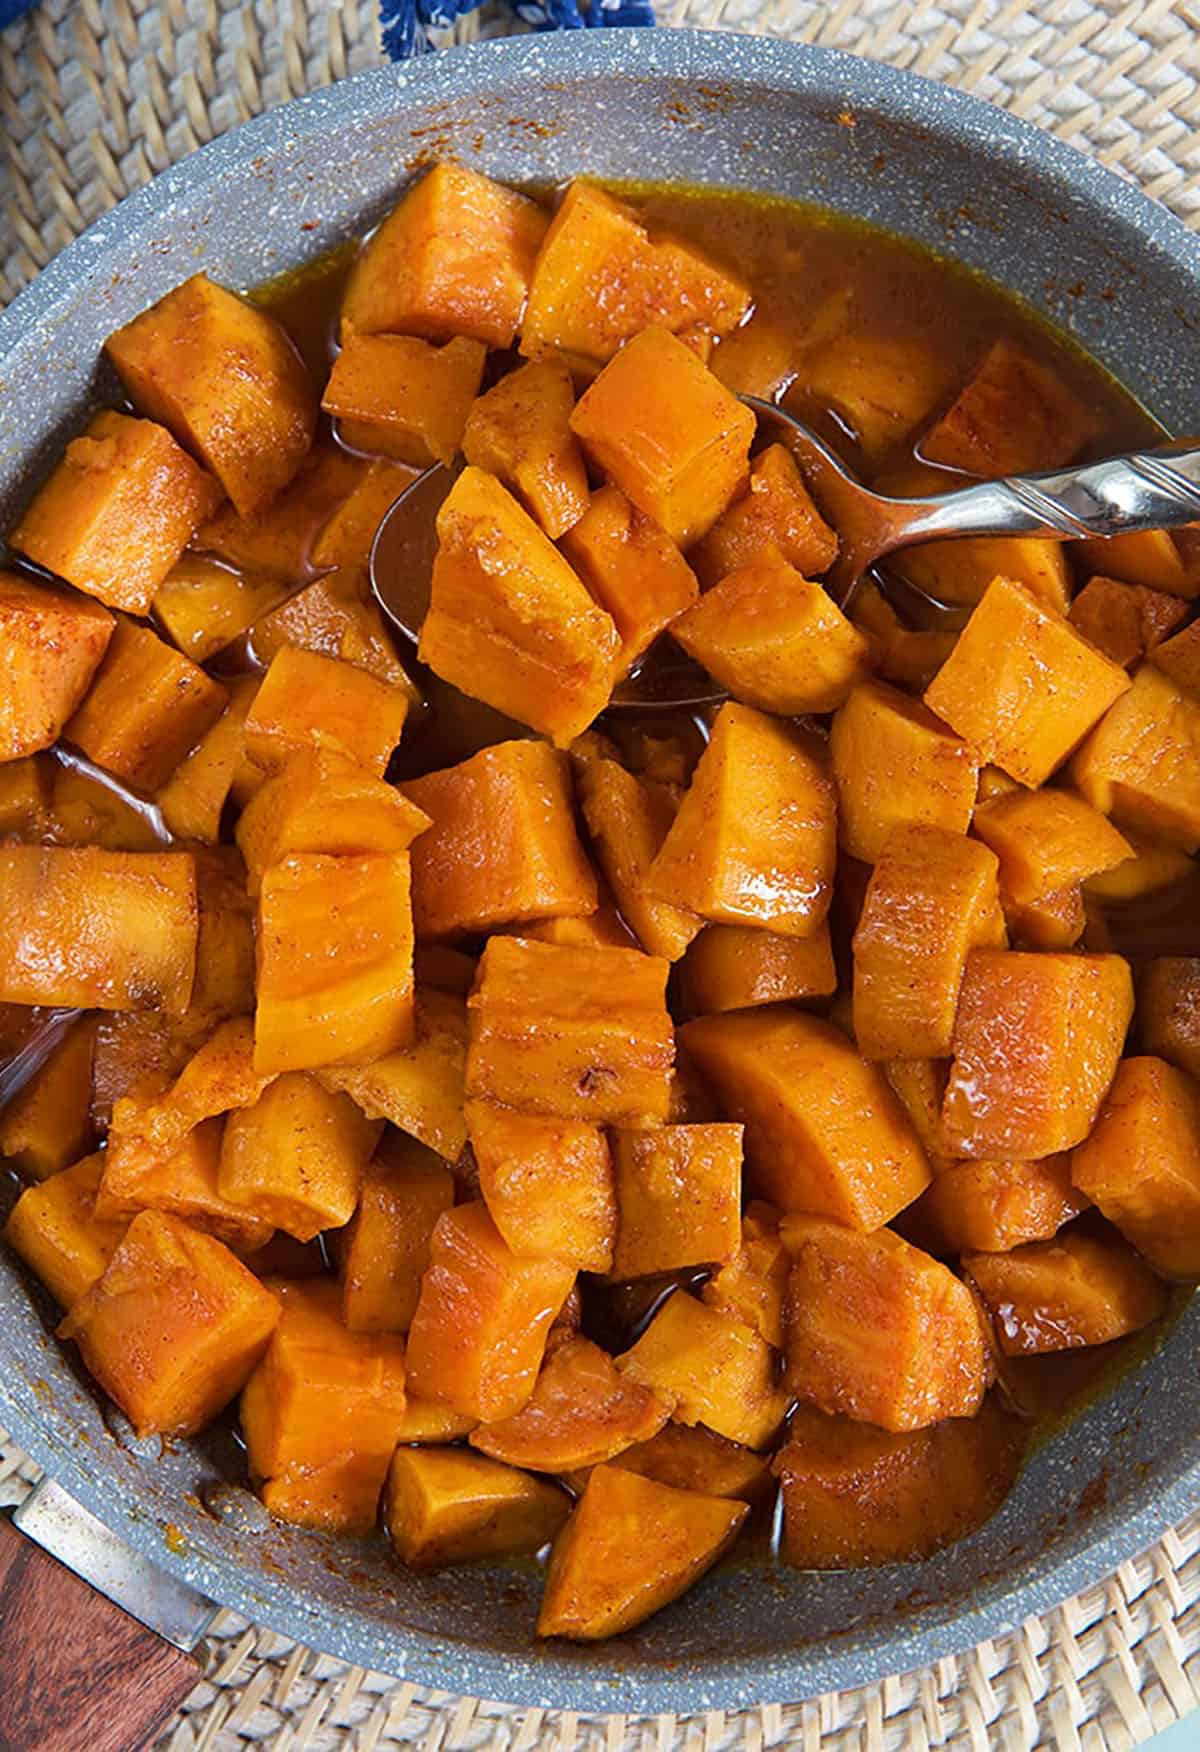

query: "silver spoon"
left=370, top=398, right=1200, bottom=711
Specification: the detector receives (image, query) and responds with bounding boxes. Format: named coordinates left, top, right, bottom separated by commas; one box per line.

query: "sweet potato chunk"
left=1073, top=529, right=1199, bottom=599
left=920, top=339, right=1095, bottom=475
left=680, top=923, right=836, bottom=1015
left=965, top=1229, right=1167, bottom=1354
left=106, top=273, right=315, bottom=515
left=924, top=577, right=1129, bottom=787
left=689, top=444, right=838, bottom=588
left=846, top=578, right=955, bottom=691
left=385, top=1446, right=568, bottom=1568
left=882, top=1058, right=951, bottom=1163
left=774, top=1397, right=1025, bottom=1567
left=701, top=1202, right=790, bottom=1349
left=152, top=555, right=290, bottom=665
left=1084, top=833, right=1194, bottom=903
left=601, top=1424, right=771, bottom=1504
left=0, top=845, right=197, bottom=1012
left=319, top=988, right=468, bottom=1159
left=401, top=740, right=596, bottom=938
left=65, top=616, right=227, bottom=792
left=467, top=936, right=673, bottom=1125
left=219, top=1073, right=379, bottom=1241
left=973, top=789, right=1132, bottom=913
left=471, top=1335, right=670, bottom=1472
left=794, top=316, right=950, bottom=467
left=782, top=1218, right=991, bottom=1430
left=156, top=676, right=259, bottom=845
left=14, top=410, right=221, bottom=617
left=193, top=440, right=363, bottom=580
left=241, top=1279, right=406, bottom=1532
left=830, top=680, right=979, bottom=863
left=323, top=333, right=485, bottom=466
left=0, top=753, right=49, bottom=835
left=1152, top=619, right=1200, bottom=697
left=1072, top=664, right=1200, bottom=850
left=681, top=1009, right=931, bottom=1227
left=255, top=852, right=414, bottom=1073
left=570, top=327, right=754, bottom=548
left=243, top=646, right=409, bottom=778
left=521, top=181, right=750, bottom=365
left=462, top=359, right=589, bottom=538
left=341, top=1136, right=454, bottom=1332
left=310, top=458, right=415, bottom=572
left=60, top=1210, right=280, bottom=1436
left=0, top=1017, right=96, bottom=1179
left=1072, top=1057, right=1200, bottom=1277
left=648, top=702, right=835, bottom=937
left=4, top=1154, right=128, bottom=1309
left=1069, top=574, right=1190, bottom=668
left=609, top=1124, right=742, bottom=1279
left=914, top=1154, right=1085, bottom=1254
left=395, top=1397, right=477, bottom=1445
left=342, top=163, right=548, bottom=350
left=943, top=950, right=1133, bottom=1158
left=237, top=750, right=430, bottom=895
left=616, top=1290, right=787, bottom=1449
left=406, top=1201, right=575, bottom=1421
left=249, top=566, right=417, bottom=696
left=559, top=485, right=699, bottom=671
left=420, top=466, right=620, bottom=747
left=537, top=1463, right=747, bottom=1640
left=1136, top=959, right=1200, bottom=1081
left=894, top=533, right=1072, bottom=616
left=189, top=848, right=257, bottom=1022
left=468, top=1101, right=616, bottom=1273
left=97, top=1114, right=272, bottom=1251
left=105, top=1016, right=268, bottom=1169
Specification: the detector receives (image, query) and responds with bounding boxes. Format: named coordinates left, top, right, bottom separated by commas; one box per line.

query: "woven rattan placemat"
left=3, top=1, right=1200, bottom=1744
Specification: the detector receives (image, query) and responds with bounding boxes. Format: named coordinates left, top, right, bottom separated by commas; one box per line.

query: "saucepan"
left=1, top=28, right=1200, bottom=1733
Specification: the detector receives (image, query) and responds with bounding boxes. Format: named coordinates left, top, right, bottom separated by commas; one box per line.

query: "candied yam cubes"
left=616, top=1290, right=786, bottom=1449
left=559, top=485, right=699, bottom=672
left=0, top=845, right=197, bottom=1012
left=1136, top=958, right=1200, bottom=1081
left=701, top=1203, right=791, bottom=1350
left=420, top=466, right=621, bottom=747
left=60, top=1210, right=280, bottom=1436
left=782, top=1218, right=991, bottom=1430
left=342, top=163, right=548, bottom=349
left=915, top=1154, right=1085, bottom=1254
left=610, top=1124, right=743, bottom=1279
left=569, top=327, right=755, bottom=548
left=158, top=678, right=261, bottom=845
left=105, top=273, right=316, bottom=515
left=648, top=702, right=836, bottom=937
left=405, top=1201, right=575, bottom=1421
left=1069, top=574, right=1189, bottom=669
left=320, top=988, right=468, bottom=1160
left=943, top=950, right=1133, bottom=1157
left=471, top=1335, right=670, bottom=1472
left=924, top=577, right=1129, bottom=787
left=322, top=333, right=485, bottom=466
left=219, top=1073, right=380, bottom=1241
left=972, top=789, right=1132, bottom=909
left=467, top=936, right=674, bottom=1124
left=853, top=825, right=1005, bottom=1061
left=689, top=443, right=838, bottom=588
left=254, top=852, right=414, bottom=1073
left=1071, top=664, right=1200, bottom=850
left=831, top=680, right=979, bottom=863
left=4, top=1154, right=128, bottom=1309
left=1152, top=618, right=1200, bottom=697
left=608, top=1423, right=772, bottom=1504
left=462, top=358, right=589, bottom=539
left=0, top=1016, right=96, bottom=1180
left=13, top=411, right=221, bottom=613
left=243, top=646, right=409, bottom=777
left=965, top=1230, right=1167, bottom=1354
left=467, top=1101, right=616, bottom=1272
left=537, top=1464, right=747, bottom=1641
left=98, top=1115, right=272, bottom=1252
left=680, top=922, right=836, bottom=1015
left=920, top=338, right=1095, bottom=475
left=341, top=1137, right=454, bottom=1332
left=680, top=1009, right=931, bottom=1227
left=1072, top=1057, right=1200, bottom=1278
left=385, top=1447, right=569, bottom=1569
left=401, top=739, right=596, bottom=938
left=249, top=566, right=417, bottom=696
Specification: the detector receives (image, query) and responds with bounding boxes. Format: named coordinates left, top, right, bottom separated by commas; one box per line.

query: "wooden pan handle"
left=0, top=1514, right=201, bottom=1752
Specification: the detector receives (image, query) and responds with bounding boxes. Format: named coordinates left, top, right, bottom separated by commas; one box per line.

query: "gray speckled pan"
left=2, top=29, right=1200, bottom=1715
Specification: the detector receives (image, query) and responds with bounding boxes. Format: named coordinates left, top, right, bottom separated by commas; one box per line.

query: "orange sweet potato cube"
left=570, top=327, right=754, bottom=548
left=973, top=788, right=1133, bottom=908
left=0, top=1017, right=96, bottom=1180
left=342, top=163, right=548, bottom=350
left=152, top=555, right=290, bottom=664
left=830, top=679, right=979, bottom=863
left=793, top=317, right=950, bottom=468
left=60, top=1210, right=280, bottom=1436
left=96, top=1115, right=272, bottom=1251
left=249, top=566, right=418, bottom=697
left=241, top=1279, right=406, bottom=1532
left=65, top=616, right=227, bottom=791
left=255, top=852, right=414, bottom=1073
left=609, top=1124, right=743, bottom=1279
left=467, top=1100, right=616, bottom=1273
left=680, top=1008, right=931, bottom=1227
left=924, top=577, right=1130, bottom=787
left=243, top=646, right=409, bottom=777
left=920, top=339, right=1096, bottom=475
left=1152, top=619, right=1200, bottom=697
left=0, top=845, right=197, bottom=1013
left=237, top=750, right=429, bottom=896
left=192, top=439, right=363, bottom=580
left=914, top=1154, right=1085, bottom=1254
left=604, top=1424, right=772, bottom=1504
left=156, top=677, right=260, bottom=845
left=190, top=847, right=257, bottom=1021
left=319, top=988, right=468, bottom=1159
left=405, top=1201, right=575, bottom=1421
left=615, top=1290, right=787, bottom=1450
left=467, top=936, right=674, bottom=1125
left=106, top=274, right=315, bottom=516
left=385, top=1446, right=569, bottom=1568
left=710, top=317, right=798, bottom=401
left=395, top=1396, right=477, bottom=1445
left=782, top=1217, right=992, bottom=1430
left=105, top=1016, right=269, bottom=1170
left=401, top=739, right=596, bottom=938
left=680, top=922, right=836, bottom=1015
left=700, top=1201, right=790, bottom=1349
left=521, top=181, right=750, bottom=365
left=219, top=1073, right=380, bottom=1241
left=462, top=359, right=589, bottom=539
left=322, top=333, right=486, bottom=466
left=1069, top=574, right=1190, bottom=668
left=882, top=1058, right=951, bottom=1162
left=4, top=1154, right=128, bottom=1309
left=0, top=753, right=50, bottom=836
left=893, top=534, right=1072, bottom=616
left=419, top=466, right=620, bottom=747
left=943, top=949, right=1133, bottom=1157
left=853, top=825, right=1005, bottom=1061
left=341, top=1135, right=454, bottom=1332
left=559, top=485, right=699, bottom=671
left=1136, top=958, right=1200, bottom=1081
left=310, top=458, right=415, bottom=572
left=689, top=443, right=838, bottom=588
left=1072, top=664, right=1200, bottom=850
left=470, top=1334, right=670, bottom=1473
left=671, top=556, right=871, bottom=715
left=13, top=411, right=221, bottom=615
left=1072, top=529, right=1199, bottom=599
left=965, top=1229, right=1167, bottom=1354
left=1072, top=1056, right=1200, bottom=1277
left=537, top=1464, right=747, bottom=1640
left=1004, top=884, right=1088, bottom=951
left=648, top=702, right=836, bottom=937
